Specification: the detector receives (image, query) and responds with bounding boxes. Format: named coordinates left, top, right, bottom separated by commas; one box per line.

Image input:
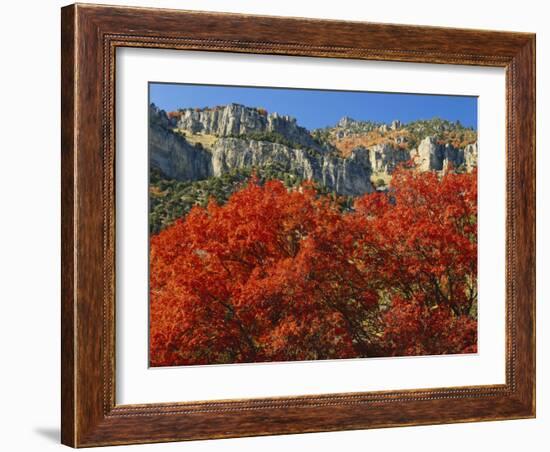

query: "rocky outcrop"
left=335, top=117, right=378, bottom=133
left=463, top=143, right=478, bottom=172
left=150, top=104, right=477, bottom=195
left=149, top=104, right=212, bottom=181
left=176, top=104, right=322, bottom=151
left=415, top=136, right=442, bottom=172
left=211, top=138, right=373, bottom=196
left=150, top=105, right=373, bottom=195
left=414, top=136, right=475, bottom=172
left=368, top=143, right=410, bottom=174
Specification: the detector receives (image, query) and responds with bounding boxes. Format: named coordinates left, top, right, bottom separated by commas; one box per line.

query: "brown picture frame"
left=61, top=3, right=536, bottom=447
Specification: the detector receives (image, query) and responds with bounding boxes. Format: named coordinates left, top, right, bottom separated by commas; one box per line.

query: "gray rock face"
left=463, top=142, right=478, bottom=172
left=414, top=136, right=474, bottom=172
left=368, top=143, right=411, bottom=174
left=334, top=147, right=375, bottom=195
left=390, top=120, right=401, bottom=130
left=149, top=105, right=212, bottom=181
left=176, top=104, right=322, bottom=151
left=337, top=116, right=356, bottom=129
left=150, top=105, right=374, bottom=195
left=415, top=136, right=441, bottom=171
left=150, top=104, right=477, bottom=197
left=211, top=138, right=373, bottom=196
left=332, top=117, right=380, bottom=138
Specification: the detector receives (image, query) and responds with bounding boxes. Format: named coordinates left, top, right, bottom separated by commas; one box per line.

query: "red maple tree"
left=150, top=168, right=478, bottom=366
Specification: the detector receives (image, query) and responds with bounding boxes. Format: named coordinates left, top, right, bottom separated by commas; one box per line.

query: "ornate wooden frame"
left=61, top=3, right=536, bottom=447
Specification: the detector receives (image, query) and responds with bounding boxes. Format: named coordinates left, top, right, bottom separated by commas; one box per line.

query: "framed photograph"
left=61, top=3, right=535, bottom=447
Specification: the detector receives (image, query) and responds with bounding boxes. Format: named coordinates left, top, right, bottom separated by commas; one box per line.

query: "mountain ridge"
left=150, top=102, right=477, bottom=190
left=149, top=102, right=478, bottom=232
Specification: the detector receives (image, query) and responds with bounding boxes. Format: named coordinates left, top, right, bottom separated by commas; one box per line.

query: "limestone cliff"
left=211, top=138, right=373, bottom=196
left=149, top=103, right=477, bottom=196
left=175, top=103, right=323, bottom=151
left=149, top=104, right=212, bottom=181
left=414, top=137, right=477, bottom=173
left=150, top=104, right=374, bottom=195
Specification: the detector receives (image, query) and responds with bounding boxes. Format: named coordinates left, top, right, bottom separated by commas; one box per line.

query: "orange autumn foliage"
left=167, top=111, right=182, bottom=120
left=333, top=130, right=410, bottom=157
left=331, top=129, right=477, bottom=158
left=149, top=168, right=478, bottom=366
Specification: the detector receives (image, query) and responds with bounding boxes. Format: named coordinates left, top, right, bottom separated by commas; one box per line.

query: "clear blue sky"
left=150, top=83, right=477, bottom=130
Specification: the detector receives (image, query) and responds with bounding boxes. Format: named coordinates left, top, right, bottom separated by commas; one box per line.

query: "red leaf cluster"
left=150, top=168, right=478, bottom=366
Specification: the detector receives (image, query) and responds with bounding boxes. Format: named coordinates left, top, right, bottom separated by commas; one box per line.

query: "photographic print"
left=148, top=83, right=478, bottom=367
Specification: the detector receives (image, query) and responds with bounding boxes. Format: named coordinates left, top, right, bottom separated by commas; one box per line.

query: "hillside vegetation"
left=150, top=103, right=477, bottom=233
left=316, top=118, right=477, bottom=158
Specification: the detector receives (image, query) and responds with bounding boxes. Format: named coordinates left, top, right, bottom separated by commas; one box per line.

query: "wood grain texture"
left=60, top=3, right=536, bottom=447
left=60, top=5, right=76, bottom=446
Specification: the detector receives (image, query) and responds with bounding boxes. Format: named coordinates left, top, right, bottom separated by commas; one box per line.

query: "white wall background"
left=0, top=1, right=545, bottom=451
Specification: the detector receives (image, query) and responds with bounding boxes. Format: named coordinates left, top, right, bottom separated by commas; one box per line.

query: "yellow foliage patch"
left=174, top=130, right=219, bottom=150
